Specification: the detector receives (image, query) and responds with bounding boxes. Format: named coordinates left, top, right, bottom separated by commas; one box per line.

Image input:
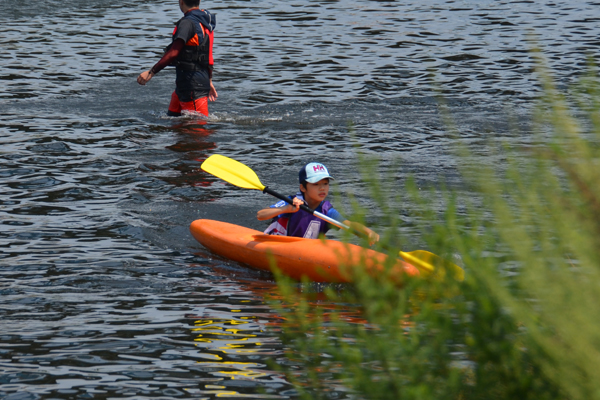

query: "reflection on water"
left=189, top=316, right=289, bottom=398
left=183, top=279, right=292, bottom=398
left=1, top=0, right=598, bottom=397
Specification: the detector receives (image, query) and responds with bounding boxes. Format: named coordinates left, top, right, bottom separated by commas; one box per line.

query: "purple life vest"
left=264, top=194, right=334, bottom=239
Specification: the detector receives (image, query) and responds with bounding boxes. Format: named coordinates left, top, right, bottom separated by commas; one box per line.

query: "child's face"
left=300, top=178, right=330, bottom=204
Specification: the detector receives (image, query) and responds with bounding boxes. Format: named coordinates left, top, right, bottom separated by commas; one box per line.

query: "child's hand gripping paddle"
left=200, top=154, right=464, bottom=281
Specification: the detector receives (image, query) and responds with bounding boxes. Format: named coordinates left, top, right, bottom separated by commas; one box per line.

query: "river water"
left=1, top=0, right=598, bottom=398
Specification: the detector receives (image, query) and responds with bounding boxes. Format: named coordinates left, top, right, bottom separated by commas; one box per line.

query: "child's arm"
left=343, top=220, right=380, bottom=246
left=257, top=205, right=294, bottom=221
left=257, top=197, right=303, bottom=221
left=326, top=207, right=379, bottom=245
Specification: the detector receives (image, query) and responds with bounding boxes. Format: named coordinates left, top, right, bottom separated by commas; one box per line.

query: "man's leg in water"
left=168, top=91, right=208, bottom=117
left=168, top=91, right=182, bottom=117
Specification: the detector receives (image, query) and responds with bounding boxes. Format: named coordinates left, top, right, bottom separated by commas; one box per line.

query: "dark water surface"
left=1, top=0, right=598, bottom=398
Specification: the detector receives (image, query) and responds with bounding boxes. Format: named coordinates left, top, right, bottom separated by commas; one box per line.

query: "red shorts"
left=168, top=91, right=209, bottom=117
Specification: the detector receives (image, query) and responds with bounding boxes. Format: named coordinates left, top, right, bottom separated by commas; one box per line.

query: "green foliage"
left=270, top=61, right=600, bottom=399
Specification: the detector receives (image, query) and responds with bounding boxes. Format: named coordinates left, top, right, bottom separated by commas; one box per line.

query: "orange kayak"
left=190, top=219, right=420, bottom=283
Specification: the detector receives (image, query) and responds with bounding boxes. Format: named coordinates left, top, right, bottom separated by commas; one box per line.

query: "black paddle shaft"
left=262, top=187, right=315, bottom=214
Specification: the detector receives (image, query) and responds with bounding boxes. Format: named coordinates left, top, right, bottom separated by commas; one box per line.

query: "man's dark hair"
left=182, top=0, right=200, bottom=7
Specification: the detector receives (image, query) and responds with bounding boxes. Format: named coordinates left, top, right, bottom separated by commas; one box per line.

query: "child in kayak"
left=257, top=162, right=380, bottom=245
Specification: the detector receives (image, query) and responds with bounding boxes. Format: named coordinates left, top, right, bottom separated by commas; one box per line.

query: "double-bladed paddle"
left=200, top=154, right=464, bottom=281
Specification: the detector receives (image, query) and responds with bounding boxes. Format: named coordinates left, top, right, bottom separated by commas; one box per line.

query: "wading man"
left=137, top=0, right=217, bottom=117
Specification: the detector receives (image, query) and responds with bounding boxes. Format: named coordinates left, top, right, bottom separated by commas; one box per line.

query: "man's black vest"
left=173, top=9, right=214, bottom=71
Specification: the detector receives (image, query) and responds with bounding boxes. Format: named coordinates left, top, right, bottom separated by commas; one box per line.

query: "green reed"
left=269, top=60, right=600, bottom=400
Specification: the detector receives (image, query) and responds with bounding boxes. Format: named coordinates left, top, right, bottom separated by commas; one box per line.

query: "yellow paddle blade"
left=399, top=250, right=465, bottom=281
left=201, top=154, right=266, bottom=191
